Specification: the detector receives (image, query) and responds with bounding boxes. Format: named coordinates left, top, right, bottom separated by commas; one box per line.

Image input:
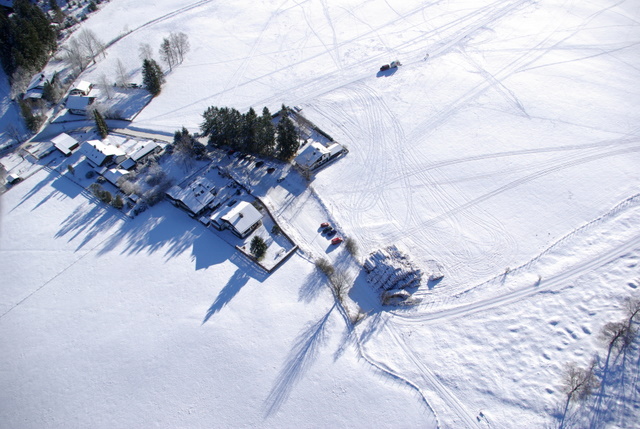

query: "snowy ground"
left=2, top=0, right=640, bottom=427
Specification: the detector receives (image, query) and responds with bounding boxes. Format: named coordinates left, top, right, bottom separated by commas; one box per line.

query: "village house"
left=165, top=177, right=217, bottom=217
left=210, top=201, right=263, bottom=238
left=80, top=140, right=126, bottom=167
left=23, top=71, right=57, bottom=104
left=51, top=133, right=79, bottom=156
left=294, top=142, right=345, bottom=174
left=119, top=141, right=160, bottom=170
left=102, top=168, right=131, bottom=187
left=69, top=81, right=92, bottom=96
left=66, top=94, right=96, bottom=115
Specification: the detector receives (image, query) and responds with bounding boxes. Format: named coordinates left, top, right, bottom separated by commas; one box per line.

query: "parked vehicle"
left=380, top=64, right=390, bottom=71
left=331, top=237, right=343, bottom=245
left=323, top=226, right=334, bottom=234
left=327, top=229, right=337, bottom=238
left=390, top=60, right=402, bottom=68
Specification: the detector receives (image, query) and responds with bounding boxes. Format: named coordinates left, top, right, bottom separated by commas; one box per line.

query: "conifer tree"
left=93, top=109, right=109, bottom=139
left=142, top=59, right=164, bottom=96
left=276, top=106, right=299, bottom=160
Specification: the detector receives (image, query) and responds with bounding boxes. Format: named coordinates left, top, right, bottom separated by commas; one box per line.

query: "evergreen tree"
left=0, top=0, right=57, bottom=77
left=242, top=107, right=258, bottom=153
left=257, top=106, right=276, bottom=156
left=276, top=106, right=299, bottom=160
left=250, top=236, right=267, bottom=260
left=19, top=100, right=41, bottom=133
left=93, top=109, right=108, bottom=139
left=142, top=59, right=164, bottom=96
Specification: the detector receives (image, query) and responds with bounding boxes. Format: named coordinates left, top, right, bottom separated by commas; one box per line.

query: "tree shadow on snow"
left=202, top=268, right=250, bottom=324
left=263, top=305, right=334, bottom=417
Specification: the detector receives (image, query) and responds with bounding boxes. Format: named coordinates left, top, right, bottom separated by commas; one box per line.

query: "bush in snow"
left=250, top=236, right=267, bottom=260
left=315, top=258, right=334, bottom=277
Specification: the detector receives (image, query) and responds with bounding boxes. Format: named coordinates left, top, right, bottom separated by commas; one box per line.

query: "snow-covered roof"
left=129, top=141, right=159, bottom=161
left=119, top=158, right=136, bottom=170
left=220, top=201, right=262, bottom=237
left=294, top=142, right=329, bottom=169
left=166, top=177, right=216, bottom=215
left=66, top=95, right=94, bottom=112
left=23, top=89, right=43, bottom=100
left=81, top=140, right=126, bottom=166
left=103, top=168, right=130, bottom=186
left=51, top=133, right=79, bottom=156
left=72, top=81, right=92, bottom=94
left=26, top=71, right=55, bottom=91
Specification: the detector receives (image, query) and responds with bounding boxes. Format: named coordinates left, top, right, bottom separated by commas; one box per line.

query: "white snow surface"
left=2, top=0, right=640, bottom=427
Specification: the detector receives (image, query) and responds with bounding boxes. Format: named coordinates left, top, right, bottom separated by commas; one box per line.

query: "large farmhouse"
left=80, top=140, right=126, bottom=167
left=165, top=177, right=217, bottom=217
left=211, top=201, right=263, bottom=238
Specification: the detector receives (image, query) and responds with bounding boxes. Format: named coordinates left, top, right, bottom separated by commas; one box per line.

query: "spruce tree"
left=93, top=109, right=108, bottom=139
left=257, top=106, right=275, bottom=156
left=142, top=59, right=164, bottom=96
left=276, top=107, right=299, bottom=160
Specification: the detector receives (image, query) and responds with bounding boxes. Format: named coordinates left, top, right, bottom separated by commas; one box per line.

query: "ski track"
left=384, top=322, right=482, bottom=429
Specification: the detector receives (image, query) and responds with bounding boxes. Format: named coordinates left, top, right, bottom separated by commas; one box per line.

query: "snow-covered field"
left=2, top=0, right=640, bottom=427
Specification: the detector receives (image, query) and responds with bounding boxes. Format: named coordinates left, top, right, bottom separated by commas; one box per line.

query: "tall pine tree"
left=142, top=59, right=164, bottom=96
left=93, top=109, right=108, bottom=139
left=276, top=106, right=299, bottom=160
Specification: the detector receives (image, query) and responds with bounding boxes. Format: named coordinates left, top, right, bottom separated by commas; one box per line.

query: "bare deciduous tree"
left=559, top=361, right=598, bottom=429
left=98, top=73, right=113, bottom=99
left=63, top=37, right=90, bottom=72
left=78, top=28, right=105, bottom=64
left=115, top=59, right=129, bottom=87
left=159, top=38, right=175, bottom=71
left=10, top=67, right=33, bottom=100
left=169, top=32, right=190, bottom=63
left=138, top=43, right=153, bottom=61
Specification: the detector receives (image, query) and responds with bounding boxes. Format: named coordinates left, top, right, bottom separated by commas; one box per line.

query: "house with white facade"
left=80, top=140, right=126, bottom=167
left=165, top=177, right=217, bottom=217
left=211, top=201, right=263, bottom=238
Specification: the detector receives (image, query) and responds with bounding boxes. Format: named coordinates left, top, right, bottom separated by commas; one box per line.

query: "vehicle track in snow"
left=383, top=322, right=482, bottom=428
left=394, top=222, right=640, bottom=325
left=386, top=143, right=640, bottom=243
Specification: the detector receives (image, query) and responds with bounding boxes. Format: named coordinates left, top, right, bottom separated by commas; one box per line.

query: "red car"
left=320, top=222, right=330, bottom=228
left=331, top=237, right=343, bottom=245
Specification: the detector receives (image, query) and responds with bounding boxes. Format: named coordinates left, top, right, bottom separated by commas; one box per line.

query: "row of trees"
left=200, top=105, right=300, bottom=161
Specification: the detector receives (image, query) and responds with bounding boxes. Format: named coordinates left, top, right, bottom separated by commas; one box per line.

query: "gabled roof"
left=72, top=80, right=92, bottom=94
left=294, top=142, right=329, bottom=169
left=51, top=133, right=79, bottom=155
left=66, top=95, right=95, bottom=112
left=103, top=168, right=130, bottom=186
left=220, top=201, right=262, bottom=236
left=129, top=141, right=159, bottom=161
left=81, top=140, right=126, bottom=166
left=26, top=71, right=56, bottom=91
left=166, top=177, right=216, bottom=215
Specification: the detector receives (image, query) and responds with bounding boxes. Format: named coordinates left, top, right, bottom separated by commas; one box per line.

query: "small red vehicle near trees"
left=331, top=237, right=343, bottom=245
left=320, top=222, right=330, bottom=228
